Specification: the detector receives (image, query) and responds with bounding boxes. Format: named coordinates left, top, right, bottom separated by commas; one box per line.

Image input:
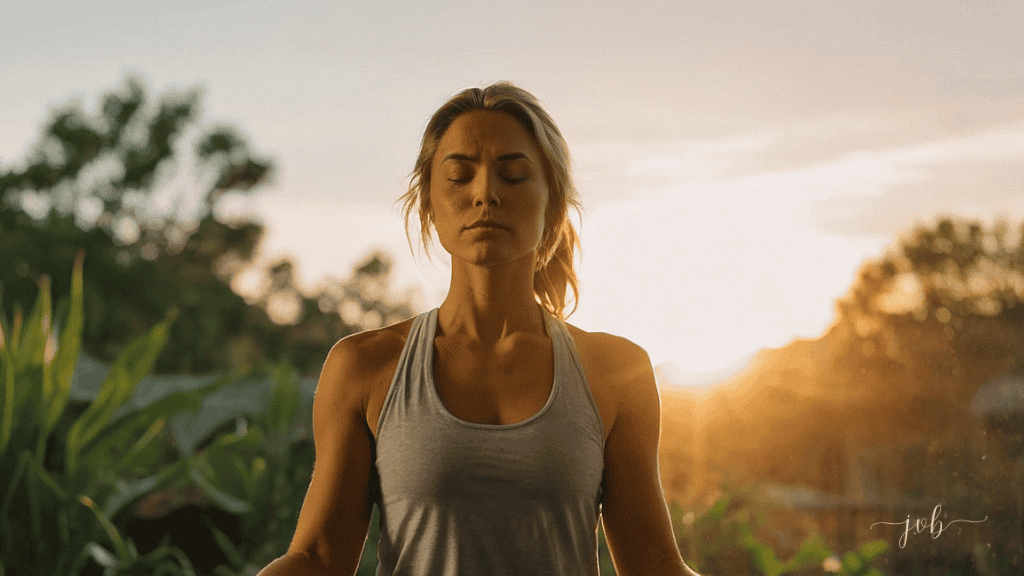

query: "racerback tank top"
left=374, top=307, right=606, bottom=576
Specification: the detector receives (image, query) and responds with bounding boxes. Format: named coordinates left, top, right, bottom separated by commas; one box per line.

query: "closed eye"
left=447, top=176, right=525, bottom=184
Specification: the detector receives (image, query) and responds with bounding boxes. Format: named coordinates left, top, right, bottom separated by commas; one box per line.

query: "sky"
left=2, top=0, right=1022, bottom=382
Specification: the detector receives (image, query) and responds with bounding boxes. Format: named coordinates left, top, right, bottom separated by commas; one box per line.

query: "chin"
left=454, top=249, right=534, bottom=269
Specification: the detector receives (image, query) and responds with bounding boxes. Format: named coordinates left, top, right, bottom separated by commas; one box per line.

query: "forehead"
left=434, top=110, right=541, bottom=161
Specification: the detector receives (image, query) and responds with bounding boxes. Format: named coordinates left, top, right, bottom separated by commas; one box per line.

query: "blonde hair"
left=400, top=82, right=581, bottom=318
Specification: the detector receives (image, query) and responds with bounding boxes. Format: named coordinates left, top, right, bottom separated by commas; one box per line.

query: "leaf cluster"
left=0, top=255, right=211, bottom=575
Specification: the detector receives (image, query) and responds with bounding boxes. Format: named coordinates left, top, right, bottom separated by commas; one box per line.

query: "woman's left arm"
left=600, top=340, right=701, bottom=576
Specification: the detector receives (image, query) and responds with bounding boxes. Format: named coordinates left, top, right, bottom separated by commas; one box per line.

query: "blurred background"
left=1, top=1, right=1021, bottom=574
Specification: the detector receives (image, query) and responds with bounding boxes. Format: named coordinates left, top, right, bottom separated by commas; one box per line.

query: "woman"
left=257, top=82, right=700, bottom=576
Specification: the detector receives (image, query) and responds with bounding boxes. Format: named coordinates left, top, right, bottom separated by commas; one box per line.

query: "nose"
left=471, top=170, right=501, bottom=208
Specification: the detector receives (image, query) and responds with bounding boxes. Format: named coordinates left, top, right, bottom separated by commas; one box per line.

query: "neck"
left=438, top=255, right=544, bottom=343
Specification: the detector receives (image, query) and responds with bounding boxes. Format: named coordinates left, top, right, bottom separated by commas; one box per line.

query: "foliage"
left=824, top=540, right=889, bottom=576
left=0, top=256, right=217, bottom=575
left=740, top=526, right=831, bottom=576
left=0, top=74, right=269, bottom=234
left=184, top=364, right=309, bottom=575
left=1, top=75, right=414, bottom=377
left=673, top=491, right=890, bottom=576
left=839, top=217, right=1024, bottom=329
left=0, top=73, right=274, bottom=374
left=76, top=496, right=198, bottom=576
left=832, top=216, right=1024, bottom=571
left=835, top=217, right=1024, bottom=383
left=171, top=361, right=380, bottom=576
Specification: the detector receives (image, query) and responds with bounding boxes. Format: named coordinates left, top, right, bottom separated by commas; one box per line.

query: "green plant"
left=73, top=495, right=198, bottom=576
left=823, top=540, right=888, bottom=576
left=0, top=254, right=218, bottom=575
left=672, top=490, right=890, bottom=576
left=739, top=525, right=832, bottom=576
left=673, top=491, right=762, bottom=574
left=180, top=362, right=316, bottom=575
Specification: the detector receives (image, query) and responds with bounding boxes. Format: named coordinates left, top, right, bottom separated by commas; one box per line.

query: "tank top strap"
left=543, top=311, right=605, bottom=444
left=376, top=307, right=438, bottom=438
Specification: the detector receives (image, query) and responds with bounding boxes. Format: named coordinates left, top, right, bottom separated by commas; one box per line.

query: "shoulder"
left=565, top=323, right=655, bottom=388
left=563, top=323, right=660, bottom=428
left=315, top=317, right=417, bottom=415
left=325, top=318, right=414, bottom=376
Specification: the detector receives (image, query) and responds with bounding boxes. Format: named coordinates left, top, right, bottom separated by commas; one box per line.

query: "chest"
left=431, top=334, right=554, bottom=426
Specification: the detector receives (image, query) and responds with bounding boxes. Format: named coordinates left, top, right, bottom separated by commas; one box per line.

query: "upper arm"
left=285, top=337, right=380, bottom=574
left=599, top=340, right=698, bottom=576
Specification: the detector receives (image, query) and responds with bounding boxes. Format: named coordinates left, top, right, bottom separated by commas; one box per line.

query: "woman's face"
left=429, top=110, right=550, bottom=269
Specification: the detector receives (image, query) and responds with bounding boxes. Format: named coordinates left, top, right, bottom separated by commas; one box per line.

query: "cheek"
left=428, top=188, right=460, bottom=245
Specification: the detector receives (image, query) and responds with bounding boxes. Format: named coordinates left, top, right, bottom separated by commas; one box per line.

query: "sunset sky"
left=2, top=1, right=1021, bottom=382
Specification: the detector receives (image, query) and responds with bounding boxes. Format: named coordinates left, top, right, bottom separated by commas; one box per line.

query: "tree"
left=0, top=74, right=269, bottom=231
left=834, top=216, right=1024, bottom=387
left=1, top=75, right=414, bottom=375
left=831, top=217, right=1024, bottom=569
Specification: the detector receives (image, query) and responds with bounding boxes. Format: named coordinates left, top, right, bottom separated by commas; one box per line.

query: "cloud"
left=807, top=121, right=1024, bottom=238
left=574, top=113, right=1024, bottom=237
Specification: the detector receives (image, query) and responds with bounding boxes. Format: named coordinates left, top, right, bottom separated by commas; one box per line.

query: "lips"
left=466, top=219, right=508, bottom=231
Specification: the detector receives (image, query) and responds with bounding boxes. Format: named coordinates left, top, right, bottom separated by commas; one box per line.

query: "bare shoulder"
left=565, top=323, right=655, bottom=388
left=316, top=318, right=416, bottom=424
left=324, top=319, right=414, bottom=378
left=564, top=323, right=659, bottom=437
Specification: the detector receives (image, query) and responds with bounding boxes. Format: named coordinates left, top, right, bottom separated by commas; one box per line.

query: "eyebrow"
left=441, top=152, right=532, bottom=163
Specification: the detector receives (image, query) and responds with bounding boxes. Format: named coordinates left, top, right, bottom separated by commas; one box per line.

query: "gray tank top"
left=374, top=307, right=606, bottom=576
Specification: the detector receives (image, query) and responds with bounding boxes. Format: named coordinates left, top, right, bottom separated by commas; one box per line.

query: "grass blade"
left=0, top=334, right=14, bottom=457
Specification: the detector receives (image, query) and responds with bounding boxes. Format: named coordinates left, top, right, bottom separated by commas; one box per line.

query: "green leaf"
left=8, top=307, right=22, bottom=355
left=268, top=364, right=299, bottom=435
left=17, top=276, right=49, bottom=369
left=0, top=332, right=15, bottom=457
left=740, top=525, right=785, bottom=576
left=192, top=424, right=267, bottom=507
left=694, top=493, right=731, bottom=528
left=782, top=533, right=832, bottom=572
left=41, top=251, right=84, bottom=439
left=23, top=449, right=70, bottom=500
left=78, top=378, right=222, bottom=475
left=142, top=544, right=198, bottom=576
left=203, top=516, right=246, bottom=569
left=0, top=452, right=29, bottom=527
left=80, top=495, right=134, bottom=564
left=36, top=277, right=55, bottom=452
left=188, top=458, right=250, bottom=515
left=102, top=460, right=186, bottom=520
left=66, top=310, right=176, bottom=475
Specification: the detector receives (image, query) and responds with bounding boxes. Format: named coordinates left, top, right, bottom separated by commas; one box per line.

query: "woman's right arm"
left=257, top=337, right=378, bottom=576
